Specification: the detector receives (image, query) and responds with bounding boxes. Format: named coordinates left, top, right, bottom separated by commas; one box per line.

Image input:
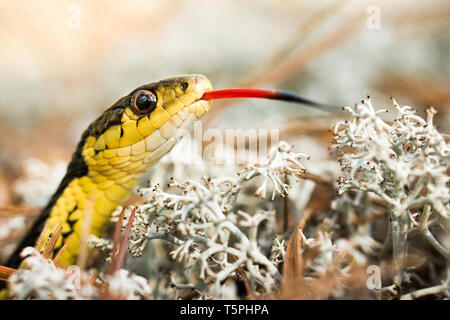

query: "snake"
left=4, top=74, right=336, bottom=271
left=6, top=74, right=214, bottom=269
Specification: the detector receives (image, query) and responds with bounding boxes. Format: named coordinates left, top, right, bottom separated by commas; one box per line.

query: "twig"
left=107, top=207, right=126, bottom=275
left=400, top=270, right=450, bottom=300
left=419, top=205, right=450, bottom=261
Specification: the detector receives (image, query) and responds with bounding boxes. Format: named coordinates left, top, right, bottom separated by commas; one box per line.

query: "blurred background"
left=0, top=0, right=449, bottom=260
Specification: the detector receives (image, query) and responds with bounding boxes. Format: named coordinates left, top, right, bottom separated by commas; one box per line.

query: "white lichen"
left=107, top=141, right=310, bottom=297
left=7, top=247, right=97, bottom=299
left=332, top=97, right=450, bottom=289
left=106, top=269, right=152, bottom=300
left=7, top=247, right=151, bottom=300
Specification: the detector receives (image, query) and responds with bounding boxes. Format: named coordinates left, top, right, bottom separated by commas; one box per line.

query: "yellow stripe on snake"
left=6, top=74, right=212, bottom=268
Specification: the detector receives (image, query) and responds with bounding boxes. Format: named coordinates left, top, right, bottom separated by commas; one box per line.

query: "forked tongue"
left=201, top=88, right=339, bottom=113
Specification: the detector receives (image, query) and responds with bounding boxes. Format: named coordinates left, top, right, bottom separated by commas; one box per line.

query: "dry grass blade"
left=42, top=224, right=63, bottom=259
left=261, top=13, right=365, bottom=86
left=302, top=172, right=334, bottom=189
left=53, top=234, right=73, bottom=267
left=107, top=207, right=126, bottom=275
left=0, top=265, right=16, bottom=281
left=34, top=221, right=50, bottom=251
left=282, top=219, right=305, bottom=292
left=0, top=206, right=40, bottom=217
left=281, top=116, right=344, bottom=145
left=281, top=207, right=316, bottom=298
left=374, top=73, right=450, bottom=108
left=114, top=207, right=136, bottom=272
left=237, top=0, right=347, bottom=88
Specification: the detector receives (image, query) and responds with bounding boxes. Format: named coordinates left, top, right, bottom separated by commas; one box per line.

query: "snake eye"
left=131, top=90, right=157, bottom=115
left=180, top=82, right=189, bottom=91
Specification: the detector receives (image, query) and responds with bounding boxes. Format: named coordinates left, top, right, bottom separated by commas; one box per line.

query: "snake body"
left=6, top=74, right=212, bottom=268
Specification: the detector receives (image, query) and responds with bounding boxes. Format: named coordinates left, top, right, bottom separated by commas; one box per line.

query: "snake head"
left=80, top=74, right=212, bottom=174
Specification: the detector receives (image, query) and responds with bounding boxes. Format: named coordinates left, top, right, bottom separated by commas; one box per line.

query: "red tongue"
left=201, top=88, right=280, bottom=101
left=200, top=88, right=338, bottom=112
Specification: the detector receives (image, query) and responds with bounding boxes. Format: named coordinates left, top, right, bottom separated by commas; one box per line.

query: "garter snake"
left=6, top=74, right=213, bottom=269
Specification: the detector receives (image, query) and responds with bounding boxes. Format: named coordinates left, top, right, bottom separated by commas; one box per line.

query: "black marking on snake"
left=52, top=208, right=78, bottom=253
left=67, top=206, right=78, bottom=222
left=62, top=206, right=78, bottom=238
left=88, top=97, right=129, bottom=139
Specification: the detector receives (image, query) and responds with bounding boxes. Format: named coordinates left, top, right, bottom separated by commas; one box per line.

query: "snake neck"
left=7, top=136, right=179, bottom=269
